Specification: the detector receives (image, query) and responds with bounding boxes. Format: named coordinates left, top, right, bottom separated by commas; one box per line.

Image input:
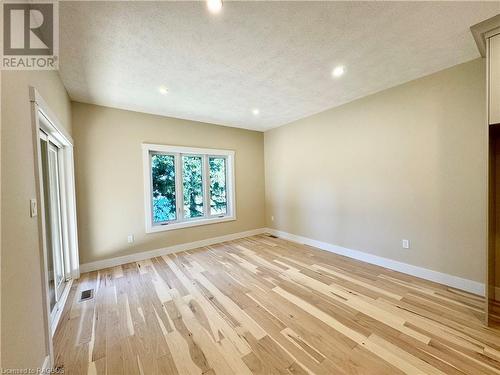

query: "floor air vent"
left=79, top=289, right=94, bottom=302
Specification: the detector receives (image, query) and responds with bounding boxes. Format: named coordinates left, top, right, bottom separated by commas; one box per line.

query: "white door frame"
left=30, top=87, right=80, bottom=368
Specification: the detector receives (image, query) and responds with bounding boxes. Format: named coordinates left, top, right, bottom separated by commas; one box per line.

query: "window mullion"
left=175, top=153, right=183, bottom=222
left=203, top=155, right=210, bottom=218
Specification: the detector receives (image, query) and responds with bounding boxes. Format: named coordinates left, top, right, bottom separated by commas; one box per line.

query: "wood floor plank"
left=54, top=234, right=500, bottom=374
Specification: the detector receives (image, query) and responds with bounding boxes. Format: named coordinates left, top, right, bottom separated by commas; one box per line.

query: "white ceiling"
left=59, top=1, right=499, bottom=131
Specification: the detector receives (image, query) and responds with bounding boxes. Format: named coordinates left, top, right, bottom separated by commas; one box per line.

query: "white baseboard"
left=265, top=228, right=485, bottom=296
left=79, top=226, right=484, bottom=296
left=80, top=228, right=267, bottom=273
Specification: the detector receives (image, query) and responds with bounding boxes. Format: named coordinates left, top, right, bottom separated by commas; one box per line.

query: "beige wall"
left=1, top=71, right=72, bottom=369
left=265, top=58, right=487, bottom=283
left=72, top=103, right=265, bottom=265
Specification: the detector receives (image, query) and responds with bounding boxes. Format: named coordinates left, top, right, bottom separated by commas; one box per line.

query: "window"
left=209, top=157, right=227, bottom=215
left=151, top=153, right=177, bottom=222
left=143, top=144, right=235, bottom=232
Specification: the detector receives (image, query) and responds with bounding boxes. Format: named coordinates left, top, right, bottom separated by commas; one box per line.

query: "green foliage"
left=152, top=154, right=176, bottom=222
left=182, top=156, right=204, bottom=218
left=151, top=154, right=228, bottom=222
left=209, top=157, right=227, bottom=215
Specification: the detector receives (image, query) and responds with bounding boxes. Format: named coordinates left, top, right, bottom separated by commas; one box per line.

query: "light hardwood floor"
left=54, top=234, right=500, bottom=374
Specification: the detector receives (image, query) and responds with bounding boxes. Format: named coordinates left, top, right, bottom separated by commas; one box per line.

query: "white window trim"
left=142, top=143, right=236, bottom=233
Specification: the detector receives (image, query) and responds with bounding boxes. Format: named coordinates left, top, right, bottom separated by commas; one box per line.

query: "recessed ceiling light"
left=158, top=86, right=168, bottom=95
left=207, top=0, right=223, bottom=14
left=252, top=108, right=260, bottom=116
left=332, top=65, right=345, bottom=78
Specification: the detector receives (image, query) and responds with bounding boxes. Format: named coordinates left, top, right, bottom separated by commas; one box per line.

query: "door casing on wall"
left=30, top=87, right=80, bottom=368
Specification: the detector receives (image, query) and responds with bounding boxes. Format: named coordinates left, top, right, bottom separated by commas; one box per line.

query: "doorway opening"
left=31, top=88, right=79, bottom=368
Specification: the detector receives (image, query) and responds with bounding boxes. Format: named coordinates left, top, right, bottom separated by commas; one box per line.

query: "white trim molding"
left=80, top=226, right=484, bottom=296
left=142, top=143, right=236, bottom=233
left=80, top=228, right=266, bottom=273
left=50, top=279, right=73, bottom=337
left=30, top=87, right=80, bottom=370
left=470, top=14, right=500, bottom=57
left=265, top=228, right=485, bottom=296
left=41, top=355, right=51, bottom=372
left=30, top=87, right=80, bottom=280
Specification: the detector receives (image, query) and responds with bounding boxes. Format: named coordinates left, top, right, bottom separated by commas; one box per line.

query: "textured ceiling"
left=59, top=1, right=499, bottom=131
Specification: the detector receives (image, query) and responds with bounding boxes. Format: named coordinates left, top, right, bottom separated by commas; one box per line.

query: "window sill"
left=146, top=215, right=236, bottom=233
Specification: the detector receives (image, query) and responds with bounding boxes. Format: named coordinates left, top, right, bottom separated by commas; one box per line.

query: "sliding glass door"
left=40, top=131, right=66, bottom=318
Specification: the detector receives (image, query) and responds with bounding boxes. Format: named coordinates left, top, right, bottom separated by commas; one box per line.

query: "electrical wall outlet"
left=30, top=199, right=38, bottom=217
left=127, top=234, right=134, bottom=244
left=402, top=239, right=410, bottom=249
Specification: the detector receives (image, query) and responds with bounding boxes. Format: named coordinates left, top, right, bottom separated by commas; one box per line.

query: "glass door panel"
left=47, top=142, right=65, bottom=300
left=40, top=137, right=56, bottom=313
left=40, top=132, right=66, bottom=319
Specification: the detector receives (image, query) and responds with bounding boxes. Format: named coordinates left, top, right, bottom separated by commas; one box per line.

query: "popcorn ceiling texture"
left=59, top=1, right=499, bottom=131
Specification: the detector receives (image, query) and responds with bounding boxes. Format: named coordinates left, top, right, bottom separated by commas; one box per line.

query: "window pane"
left=182, top=156, right=204, bottom=218
left=151, top=153, right=176, bottom=222
left=209, top=157, right=227, bottom=215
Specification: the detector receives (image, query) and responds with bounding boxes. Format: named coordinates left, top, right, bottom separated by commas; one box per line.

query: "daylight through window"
left=143, top=144, right=235, bottom=232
